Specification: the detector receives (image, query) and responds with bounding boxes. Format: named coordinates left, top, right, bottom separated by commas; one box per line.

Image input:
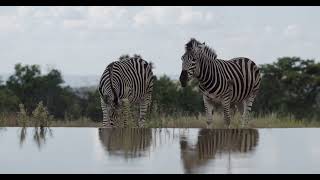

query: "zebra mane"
left=201, top=45, right=218, bottom=60
left=147, top=61, right=154, bottom=70
left=185, top=38, right=218, bottom=60
left=107, top=62, right=119, bottom=106
left=185, top=38, right=201, bottom=51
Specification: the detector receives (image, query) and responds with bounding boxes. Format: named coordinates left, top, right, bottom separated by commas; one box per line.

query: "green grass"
left=0, top=115, right=100, bottom=128
left=2, top=101, right=318, bottom=128
left=1, top=112, right=320, bottom=128
left=146, top=113, right=320, bottom=128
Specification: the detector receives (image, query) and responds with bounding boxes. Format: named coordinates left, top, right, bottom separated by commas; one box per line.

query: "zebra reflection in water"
left=98, top=128, right=152, bottom=159
left=180, top=129, right=259, bottom=174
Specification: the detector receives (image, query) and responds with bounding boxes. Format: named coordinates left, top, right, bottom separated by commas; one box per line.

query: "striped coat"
left=180, top=38, right=261, bottom=127
left=98, top=57, right=154, bottom=127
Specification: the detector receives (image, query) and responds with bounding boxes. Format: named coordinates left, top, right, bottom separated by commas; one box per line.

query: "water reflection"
left=2, top=127, right=320, bottom=173
left=179, top=129, right=259, bottom=173
left=98, top=128, right=152, bottom=159
left=18, top=127, right=53, bottom=149
left=0, top=127, right=6, bottom=135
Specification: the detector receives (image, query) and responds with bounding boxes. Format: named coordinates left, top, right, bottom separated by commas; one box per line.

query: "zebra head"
left=180, top=38, right=206, bottom=87
left=107, top=94, right=120, bottom=119
left=106, top=85, right=123, bottom=123
left=101, top=93, right=120, bottom=124
left=102, top=62, right=122, bottom=123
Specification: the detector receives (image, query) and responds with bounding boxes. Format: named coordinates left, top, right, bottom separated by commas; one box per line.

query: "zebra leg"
left=101, top=97, right=114, bottom=128
left=138, top=94, right=151, bottom=128
left=203, top=95, right=214, bottom=128
left=121, top=99, right=129, bottom=128
left=241, top=99, right=248, bottom=127
left=222, top=96, right=232, bottom=129
left=241, top=95, right=256, bottom=127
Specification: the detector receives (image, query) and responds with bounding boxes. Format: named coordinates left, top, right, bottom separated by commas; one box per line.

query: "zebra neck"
left=196, top=58, right=221, bottom=94
left=196, top=58, right=217, bottom=82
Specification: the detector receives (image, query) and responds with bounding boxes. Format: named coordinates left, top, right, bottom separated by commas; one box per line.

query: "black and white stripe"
left=179, top=38, right=261, bottom=127
left=98, top=56, right=154, bottom=127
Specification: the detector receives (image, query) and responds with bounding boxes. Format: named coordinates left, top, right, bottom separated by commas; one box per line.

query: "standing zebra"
left=179, top=38, right=261, bottom=128
left=98, top=55, right=154, bottom=127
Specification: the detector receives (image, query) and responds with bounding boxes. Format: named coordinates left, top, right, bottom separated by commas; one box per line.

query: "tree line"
left=0, top=56, right=319, bottom=122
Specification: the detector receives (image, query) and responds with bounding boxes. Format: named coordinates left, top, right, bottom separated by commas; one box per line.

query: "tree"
left=151, top=76, right=204, bottom=116
left=0, top=87, right=20, bottom=113
left=177, top=81, right=204, bottom=115
left=6, top=63, right=82, bottom=119
left=152, top=75, right=179, bottom=115
left=253, top=57, right=320, bottom=120
left=85, top=90, right=102, bottom=121
left=6, top=64, right=43, bottom=113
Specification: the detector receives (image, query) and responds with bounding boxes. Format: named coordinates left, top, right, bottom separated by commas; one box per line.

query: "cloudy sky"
left=0, top=6, right=319, bottom=77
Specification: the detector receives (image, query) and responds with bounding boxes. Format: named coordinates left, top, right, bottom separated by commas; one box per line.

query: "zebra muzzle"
left=179, top=70, right=188, bottom=87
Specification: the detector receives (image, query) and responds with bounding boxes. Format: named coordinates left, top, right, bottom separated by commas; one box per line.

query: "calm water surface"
left=0, top=127, right=320, bottom=174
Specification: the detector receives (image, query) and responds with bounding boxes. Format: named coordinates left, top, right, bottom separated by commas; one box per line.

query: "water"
left=0, top=127, right=320, bottom=174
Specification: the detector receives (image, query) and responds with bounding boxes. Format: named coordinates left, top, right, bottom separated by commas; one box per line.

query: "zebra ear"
left=198, top=42, right=206, bottom=49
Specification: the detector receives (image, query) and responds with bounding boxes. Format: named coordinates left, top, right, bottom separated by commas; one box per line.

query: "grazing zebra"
left=179, top=38, right=261, bottom=128
left=98, top=56, right=154, bottom=127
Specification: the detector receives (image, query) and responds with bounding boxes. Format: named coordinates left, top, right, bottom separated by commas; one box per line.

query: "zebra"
left=179, top=38, right=261, bottom=128
left=98, top=55, right=154, bottom=127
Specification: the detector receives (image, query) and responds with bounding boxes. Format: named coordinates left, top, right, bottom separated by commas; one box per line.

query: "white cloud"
left=88, top=6, right=127, bottom=19
left=13, top=6, right=88, bottom=32
left=87, top=6, right=128, bottom=30
left=0, top=15, right=21, bottom=32
left=302, top=41, right=314, bottom=47
left=3, top=6, right=126, bottom=32
left=7, top=7, right=214, bottom=32
left=133, top=6, right=169, bottom=26
left=0, top=6, right=319, bottom=76
left=133, top=6, right=213, bottom=27
left=204, top=12, right=214, bottom=21
left=264, top=25, right=274, bottom=34
left=17, top=6, right=86, bottom=19
left=283, top=24, right=301, bottom=38
left=63, top=19, right=87, bottom=29
left=178, top=7, right=204, bottom=25
left=62, top=6, right=129, bottom=31
left=17, top=6, right=36, bottom=17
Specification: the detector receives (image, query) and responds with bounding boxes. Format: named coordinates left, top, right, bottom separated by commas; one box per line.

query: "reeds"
left=1, top=103, right=320, bottom=128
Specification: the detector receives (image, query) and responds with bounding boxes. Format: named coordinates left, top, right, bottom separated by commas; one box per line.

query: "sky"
left=0, top=6, right=320, bottom=77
